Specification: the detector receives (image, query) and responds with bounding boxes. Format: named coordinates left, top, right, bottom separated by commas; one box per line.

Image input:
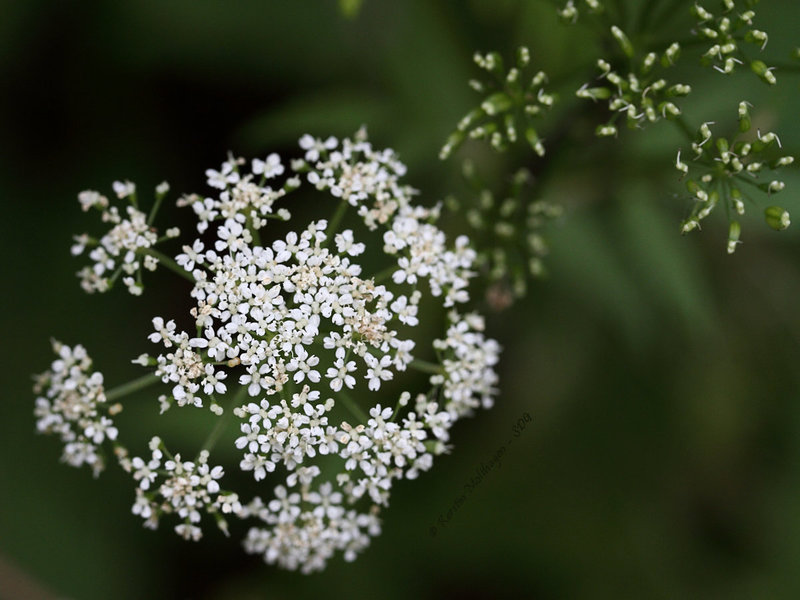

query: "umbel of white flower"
left=34, top=130, right=501, bottom=573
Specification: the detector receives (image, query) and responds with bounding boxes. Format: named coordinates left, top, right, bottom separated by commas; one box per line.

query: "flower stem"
left=372, top=264, right=398, bottom=284
left=337, top=389, right=368, bottom=423
left=325, top=199, right=349, bottom=246
left=106, top=372, right=161, bottom=402
left=409, top=359, right=445, bottom=375
left=147, top=194, right=164, bottom=227
left=139, top=248, right=195, bottom=284
left=673, top=116, right=696, bottom=144
left=200, top=385, right=249, bottom=454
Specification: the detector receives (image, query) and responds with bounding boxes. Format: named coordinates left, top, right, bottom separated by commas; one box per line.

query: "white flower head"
left=40, top=130, right=501, bottom=574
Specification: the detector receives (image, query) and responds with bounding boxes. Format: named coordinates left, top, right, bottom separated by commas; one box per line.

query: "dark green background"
left=3, top=1, right=800, bottom=598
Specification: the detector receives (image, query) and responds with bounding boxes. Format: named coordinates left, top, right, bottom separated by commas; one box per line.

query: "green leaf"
left=338, top=0, right=365, bottom=19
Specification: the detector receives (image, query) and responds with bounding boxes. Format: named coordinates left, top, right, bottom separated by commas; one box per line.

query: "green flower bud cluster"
left=557, top=0, right=603, bottom=24
left=578, top=32, right=689, bottom=137
left=691, top=1, right=775, bottom=83
left=676, top=102, right=794, bottom=252
left=446, top=161, right=562, bottom=303
left=440, top=46, right=556, bottom=159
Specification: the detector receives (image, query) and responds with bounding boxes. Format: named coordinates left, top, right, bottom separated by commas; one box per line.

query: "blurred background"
left=2, top=0, right=800, bottom=598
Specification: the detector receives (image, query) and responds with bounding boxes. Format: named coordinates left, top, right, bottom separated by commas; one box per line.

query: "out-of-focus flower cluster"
left=691, top=1, right=774, bottom=83
left=437, top=0, right=793, bottom=305
left=440, top=46, right=555, bottom=159
left=676, top=102, right=794, bottom=252
left=71, top=182, right=179, bottom=295
left=578, top=34, right=689, bottom=137
left=446, top=162, right=561, bottom=303
left=33, top=340, right=119, bottom=476
left=557, top=0, right=603, bottom=23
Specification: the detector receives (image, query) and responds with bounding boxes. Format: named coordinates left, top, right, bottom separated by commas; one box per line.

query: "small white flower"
left=364, top=353, right=393, bottom=391
left=252, top=153, right=285, bottom=179
left=112, top=180, right=136, bottom=199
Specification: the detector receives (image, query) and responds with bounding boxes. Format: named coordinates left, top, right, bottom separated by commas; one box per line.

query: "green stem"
left=199, top=385, right=249, bottom=454
left=651, top=0, right=692, bottom=31
left=325, top=199, right=349, bottom=246
left=373, top=264, right=399, bottom=284
left=247, top=216, right=262, bottom=247
left=633, top=0, right=659, bottom=36
left=147, top=194, right=164, bottom=227
left=106, top=372, right=161, bottom=402
left=673, top=116, right=696, bottom=144
left=409, top=359, right=445, bottom=375
left=338, top=389, right=368, bottom=423
left=733, top=173, right=764, bottom=192
left=139, top=248, right=195, bottom=284
left=389, top=393, right=407, bottom=423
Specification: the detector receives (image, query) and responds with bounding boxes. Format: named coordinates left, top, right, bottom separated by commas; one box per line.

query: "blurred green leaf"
left=235, top=90, right=394, bottom=151
left=338, top=0, right=365, bottom=19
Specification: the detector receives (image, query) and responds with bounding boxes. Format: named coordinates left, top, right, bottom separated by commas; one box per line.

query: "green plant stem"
left=139, top=248, right=195, bottom=284
left=338, top=389, right=368, bottom=423
left=372, top=264, right=398, bottom=284
left=106, top=373, right=161, bottom=402
left=199, top=385, right=249, bottom=454
left=247, top=216, right=262, bottom=247
left=147, top=194, right=164, bottom=227
left=409, top=359, right=445, bottom=375
left=325, top=199, right=349, bottom=245
left=673, top=116, right=696, bottom=144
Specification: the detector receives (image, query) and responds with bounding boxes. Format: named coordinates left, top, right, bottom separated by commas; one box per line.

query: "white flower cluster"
left=434, top=312, right=500, bottom=417
left=240, top=484, right=380, bottom=573
left=38, top=131, right=502, bottom=573
left=71, top=182, right=178, bottom=295
left=178, top=153, right=298, bottom=233
left=121, top=437, right=239, bottom=541
left=33, top=341, right=119, bottom=476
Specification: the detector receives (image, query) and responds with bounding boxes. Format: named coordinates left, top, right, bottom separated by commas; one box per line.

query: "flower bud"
left=666, top=83, right=691, bottom=97
left=731, top=188, right=745, bottom=215
left=765, top=206, right=791, bottom=230
left=750, top=60, right=776, bottom=85
left=662, top=43, right=681, bottom=67
left=692, top=3, right=713, bottom=21
left=727, top=220, right=741, bottom=254
left=516, top=46, right=530, bottom=68
left=576, top=85, right=611, bottom=101
left=745, top=30, right=768, bottom=50
left=641, top=52, right=657, bottom=75
left=610, top=26, right=634, bottom=58
left=737, top=101, right=751, bottom=132
left=523, top=126, right=541, bottom=152
left=595, top=124, right=617, bottom=137
left=481, top=92, right=513, bottom=116
left=675, top=150, right=689, bottom=176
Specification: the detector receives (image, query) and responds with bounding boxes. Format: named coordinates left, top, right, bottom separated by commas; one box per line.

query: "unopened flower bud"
left=737, top=101, right=751, bottom=132
left=727, top=220, right=741, bottom=254
left=765, top=206, right=791, bottom=230
left=610, top=26, right=634, bottom=57
left=750, top=60, right=776, bottom=85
